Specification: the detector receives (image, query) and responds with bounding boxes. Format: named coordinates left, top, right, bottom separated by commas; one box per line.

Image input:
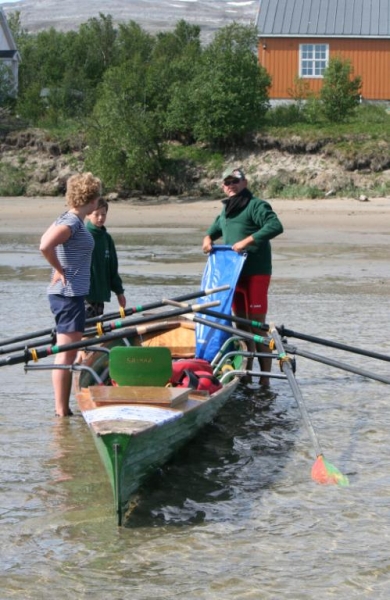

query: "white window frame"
left=299, top=43, right=329, bottom=78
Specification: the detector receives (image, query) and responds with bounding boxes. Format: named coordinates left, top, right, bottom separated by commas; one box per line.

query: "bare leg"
left=52, top=332, right=82, bottom=416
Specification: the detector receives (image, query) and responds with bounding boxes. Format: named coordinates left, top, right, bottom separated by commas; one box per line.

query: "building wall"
left=258, top=37, right=390, bottom=101
left=0, top=30, right=6, bottom=50
left=0, top=9, right=19, bottom=95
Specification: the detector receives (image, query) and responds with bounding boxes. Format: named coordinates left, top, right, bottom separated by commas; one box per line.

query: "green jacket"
left=206, top=195, right=283, bottom=276
left=86, top=221, right=124, bottom=303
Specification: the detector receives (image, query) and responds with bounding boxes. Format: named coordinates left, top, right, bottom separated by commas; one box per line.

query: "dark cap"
left=222, top=167, right=246, bottom=181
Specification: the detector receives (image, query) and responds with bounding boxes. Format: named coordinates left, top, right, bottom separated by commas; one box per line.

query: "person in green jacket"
left=202, top=166, right=283, bottom=386
left=85, top=198, right=126, bottom=318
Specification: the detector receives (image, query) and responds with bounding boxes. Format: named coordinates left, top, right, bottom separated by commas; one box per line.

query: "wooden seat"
left=109, top=346, right=173, bottom=387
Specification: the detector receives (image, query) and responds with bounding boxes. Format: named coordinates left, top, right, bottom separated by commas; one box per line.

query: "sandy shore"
left=1, top=195, right=390, bottom=238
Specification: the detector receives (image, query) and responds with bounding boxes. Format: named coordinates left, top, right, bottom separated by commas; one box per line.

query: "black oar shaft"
left=285, top=344, right=390, bottom=385
left=270, top=325, right=323, bottom=457
left=279, top=325, right=390, bottom=364
left=0, top=335, right=57, bottom=356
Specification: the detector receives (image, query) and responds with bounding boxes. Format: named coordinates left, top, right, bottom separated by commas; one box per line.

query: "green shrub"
left=0, top=163, right=27, bottom=195
left=320, top=57, right=362, bottom=123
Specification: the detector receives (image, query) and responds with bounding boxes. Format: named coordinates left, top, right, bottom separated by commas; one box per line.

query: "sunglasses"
left=223, top=178, right=240, bottom=185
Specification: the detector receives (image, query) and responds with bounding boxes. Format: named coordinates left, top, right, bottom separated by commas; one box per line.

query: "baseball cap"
left=222, top=167, right=246, bottom=181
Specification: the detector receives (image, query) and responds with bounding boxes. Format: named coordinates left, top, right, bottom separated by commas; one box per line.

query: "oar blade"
left=311, top=455, right=349, bottom=487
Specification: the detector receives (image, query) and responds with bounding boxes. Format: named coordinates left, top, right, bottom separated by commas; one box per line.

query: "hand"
left=232, top=241, right=247, bottom=254
left=202, top=235, right=213, bottom=254
left=52, top=269, right=66, bottom=286
left=232, top=235, right=255, bottom=254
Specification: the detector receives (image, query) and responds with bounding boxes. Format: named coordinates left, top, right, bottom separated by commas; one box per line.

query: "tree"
left=0, top=64, right=15, bottom=105
left=86, top=19, right=204, bottom=187
left=320, top=56, right=362, bottom=122
left=116, top=20, right=154, bottom=64
left=144, top=20, right=202, bottom=132
left=85, top=61, right=164, bottom=191
left=168, top=24, right=271, bottom=147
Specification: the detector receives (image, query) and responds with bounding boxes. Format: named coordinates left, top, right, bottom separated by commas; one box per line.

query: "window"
left=299, top=44, right=329, bottom=78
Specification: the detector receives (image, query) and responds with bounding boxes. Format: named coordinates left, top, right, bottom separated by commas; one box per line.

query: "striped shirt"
left=48, top=212, right=94, bottom=297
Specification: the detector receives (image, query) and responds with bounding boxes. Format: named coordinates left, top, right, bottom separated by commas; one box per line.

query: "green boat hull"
left=91, top=378, right=240, bottom=524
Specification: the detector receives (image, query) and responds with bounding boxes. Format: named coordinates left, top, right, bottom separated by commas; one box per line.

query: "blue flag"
left=195, top=245, right=246, bottom=361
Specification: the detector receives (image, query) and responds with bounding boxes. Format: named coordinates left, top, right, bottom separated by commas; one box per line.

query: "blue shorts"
left=49, top=294, right=86, bottom=334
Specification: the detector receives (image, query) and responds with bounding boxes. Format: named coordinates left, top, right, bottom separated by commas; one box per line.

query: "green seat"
left=109, top=346, right=172, bottom=386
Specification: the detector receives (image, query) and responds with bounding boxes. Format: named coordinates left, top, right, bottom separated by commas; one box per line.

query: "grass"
left=264, top=103, right=390, bottom=139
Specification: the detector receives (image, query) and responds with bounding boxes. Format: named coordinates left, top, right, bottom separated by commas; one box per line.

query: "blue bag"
left=195, top=245, right=246, bottom=361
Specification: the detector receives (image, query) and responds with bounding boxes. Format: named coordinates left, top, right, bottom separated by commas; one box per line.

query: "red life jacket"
left=177, top=369, right=222, bottom=394
left=170, top=358, right=213, bottom=386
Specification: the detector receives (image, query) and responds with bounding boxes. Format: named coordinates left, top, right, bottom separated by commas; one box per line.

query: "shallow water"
left=1, top=225, right=390, bottom=599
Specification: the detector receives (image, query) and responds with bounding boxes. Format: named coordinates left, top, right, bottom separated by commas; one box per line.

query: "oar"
left=194, top=308, right=390, bottom=385
left=283, top=343, right=390, bottom=385
left=0, top=302, right=218, bottom=367
left=279, top=325, right=390, bottom=364
left=193, top=314, right=349, bottom=486
left=189, top=308, right=390, bottom=365
left=269, top=324, right=349, bottom=487
left=0, top=286, right=229, bottom=353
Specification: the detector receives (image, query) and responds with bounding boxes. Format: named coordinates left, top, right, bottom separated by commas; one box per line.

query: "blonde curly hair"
left=66, top=172, right=102, bottom=208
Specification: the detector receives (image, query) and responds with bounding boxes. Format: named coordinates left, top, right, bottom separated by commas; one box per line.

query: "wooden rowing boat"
left=73, top=318, right=248, bottom=525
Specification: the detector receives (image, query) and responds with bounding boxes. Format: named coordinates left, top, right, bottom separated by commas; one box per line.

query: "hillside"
left=1, top=0, right=256, bottom=41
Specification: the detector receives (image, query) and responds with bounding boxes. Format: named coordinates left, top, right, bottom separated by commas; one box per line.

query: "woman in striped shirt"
left=40, top=172, right=101, bottom=416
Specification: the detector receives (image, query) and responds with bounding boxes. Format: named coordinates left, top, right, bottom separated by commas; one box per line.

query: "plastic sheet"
left=195, top=245, right=246, bottom=361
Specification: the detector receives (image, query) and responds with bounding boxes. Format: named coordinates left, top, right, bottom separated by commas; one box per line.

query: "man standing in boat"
left=202, top=167, right=283, bottom=386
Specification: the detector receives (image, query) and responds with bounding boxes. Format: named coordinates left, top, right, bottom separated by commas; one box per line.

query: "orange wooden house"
left=255, top=0, right=390, bottom=101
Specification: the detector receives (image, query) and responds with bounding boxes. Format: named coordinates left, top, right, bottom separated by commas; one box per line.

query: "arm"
left=108, top=236, right=125, bottom=303
left=250, top=201, right=284, bottom=244
left=39, top=223, right=71, bottom=285
left=233, top=201, right=283, bottom=253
